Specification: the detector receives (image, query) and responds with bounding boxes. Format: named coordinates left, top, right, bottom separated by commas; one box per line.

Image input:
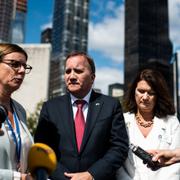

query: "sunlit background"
left=26, top=0, right=180, bottom=95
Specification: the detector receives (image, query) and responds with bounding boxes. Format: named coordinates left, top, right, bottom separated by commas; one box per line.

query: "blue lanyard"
left=6, top=111, right=21, bottom=163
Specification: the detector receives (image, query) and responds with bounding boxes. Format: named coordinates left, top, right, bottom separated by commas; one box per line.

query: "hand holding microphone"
left=28, top=143, right=57, bottom=180
left=130, top=143, right=161, bottom=170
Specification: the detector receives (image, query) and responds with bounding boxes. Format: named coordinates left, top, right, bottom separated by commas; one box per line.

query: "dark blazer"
left=34, top=91, right=129, bottom=180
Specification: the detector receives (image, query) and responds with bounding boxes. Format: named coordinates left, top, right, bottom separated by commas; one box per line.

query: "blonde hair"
left=0, top=43, right=28, bottom=61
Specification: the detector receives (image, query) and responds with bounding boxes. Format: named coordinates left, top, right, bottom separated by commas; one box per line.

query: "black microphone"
left=130, top=143, right=161, bottom=170
left=0, top=105, right=8, bottom=128
left=28, top=143, right=57, bottom=180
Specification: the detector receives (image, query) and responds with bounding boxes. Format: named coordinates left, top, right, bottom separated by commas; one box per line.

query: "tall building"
left=174, top=51, right=180, bottom=119
left=49, top=0, right=89, bottom=98
left=12, top=44, right=51, bottom=114
left=41, top=27, right=52, bottom=43
left=124, top=0, right=174, bottom=99
left=109, top=83, right=124, bottom=96
left=11, top=0, right=27, bottom=43
left=108, top=83, right=124, bottom=102
left=0, top=0, right=14, bottom=42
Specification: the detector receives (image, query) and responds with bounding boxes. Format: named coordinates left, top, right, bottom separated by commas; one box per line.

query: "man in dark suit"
left=34, top=52, right=129, bottom=180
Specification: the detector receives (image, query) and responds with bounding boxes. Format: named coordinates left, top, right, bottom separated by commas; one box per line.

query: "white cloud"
left=40, top=14, right=53, bottom=30
left=94, top=67, right=124, bottom=94
left=41, top=22, right=52, bottom=31
left=88, top=0, right=180, bottom=62
left=89, top=1, right=180, bottom=95
left=106, top=1, right=118, bottom=12
left=169, top=0, right=180, bottom=49
left=88, top=4, right=124, bottom=63
left=40, top=0, right=180, bottom=96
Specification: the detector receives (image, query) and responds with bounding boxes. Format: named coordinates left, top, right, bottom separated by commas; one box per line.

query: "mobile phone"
left=129, top=143, right=161, bottom=170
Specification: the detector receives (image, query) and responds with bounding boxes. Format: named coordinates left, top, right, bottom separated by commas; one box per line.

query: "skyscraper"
left=124, top=0, right=174, bottom=98
left=49, top=0, right=89, bottom=97
left=0, top=0, right=14, bottom=42
left=11, top=0, right=27, bottom=43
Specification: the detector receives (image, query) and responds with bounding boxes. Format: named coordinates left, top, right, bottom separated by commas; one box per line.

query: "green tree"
left=27, top=100, right=43, bottom=136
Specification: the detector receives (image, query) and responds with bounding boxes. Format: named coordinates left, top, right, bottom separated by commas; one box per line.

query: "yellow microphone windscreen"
left=28, top=143, right=57, bottom=176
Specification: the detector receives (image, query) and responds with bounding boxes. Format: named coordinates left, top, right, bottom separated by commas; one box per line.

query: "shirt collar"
left=70, top=89, right=92, bottom=105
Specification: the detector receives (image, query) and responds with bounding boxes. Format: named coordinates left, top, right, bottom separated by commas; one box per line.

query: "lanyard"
left=6, top=111, right=21, bottom=163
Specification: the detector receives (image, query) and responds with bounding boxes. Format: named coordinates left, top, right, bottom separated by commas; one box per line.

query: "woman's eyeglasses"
left=0, top=59, right=32, bottom=74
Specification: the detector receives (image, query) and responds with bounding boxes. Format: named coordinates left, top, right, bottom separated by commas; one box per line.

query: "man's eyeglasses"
left=0, top=59, right=32, bottom=74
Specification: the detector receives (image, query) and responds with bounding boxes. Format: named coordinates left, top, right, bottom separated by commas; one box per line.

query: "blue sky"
left=26, top=0, right=180, bottom=95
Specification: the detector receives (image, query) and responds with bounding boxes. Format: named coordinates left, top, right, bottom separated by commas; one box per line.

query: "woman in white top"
left=0, top=43, right=33, bottom=180
left=117, top=69, right=180, bottom=180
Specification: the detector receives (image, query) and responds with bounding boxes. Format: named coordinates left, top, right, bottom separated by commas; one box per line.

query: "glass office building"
left=0, top=0, right=14, bottom=42
left=11, top=0, right=27, bottom=43
left=124, top=0, right=173, bottom=98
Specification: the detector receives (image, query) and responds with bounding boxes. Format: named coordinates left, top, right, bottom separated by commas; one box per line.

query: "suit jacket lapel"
left=11, top=99, right=26, bottom=124
left=61, top=94, right=78, bottom=151
left=11, top=99, right=34, bottom=143
left=80, top=91, right=103, bottom=152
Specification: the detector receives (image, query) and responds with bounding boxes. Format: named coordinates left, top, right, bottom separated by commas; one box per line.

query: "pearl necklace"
left=135, top=114, right=153, bottom=128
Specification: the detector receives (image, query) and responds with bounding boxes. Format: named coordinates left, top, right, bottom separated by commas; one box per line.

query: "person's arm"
left=87, top=99, right=129, bottom=179
left=148, top=149, right=180, bottom=166
left=0, top=170, right=33, bottom=180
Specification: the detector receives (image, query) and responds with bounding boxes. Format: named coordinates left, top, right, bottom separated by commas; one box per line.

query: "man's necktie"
left=75, top=100, right=86, bottom=152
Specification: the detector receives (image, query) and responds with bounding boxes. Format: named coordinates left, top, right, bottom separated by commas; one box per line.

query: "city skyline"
left=26, top=0, right=180, bottom=95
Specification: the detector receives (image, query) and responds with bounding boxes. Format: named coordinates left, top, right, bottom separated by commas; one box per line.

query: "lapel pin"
left=95, top=103, right=100, bottom=106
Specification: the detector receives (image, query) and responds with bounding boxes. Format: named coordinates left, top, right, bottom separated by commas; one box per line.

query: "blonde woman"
left=0, top=43, right=33, bottom=180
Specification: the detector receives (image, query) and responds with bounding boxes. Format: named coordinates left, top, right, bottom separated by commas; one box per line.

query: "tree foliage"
left=27, top=100, right=43, bottom=136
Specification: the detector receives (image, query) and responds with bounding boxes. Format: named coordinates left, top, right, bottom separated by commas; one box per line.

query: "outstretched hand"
left=21, top=173, right=34, bottom=180
left=147, top=149, right=179, bottom=166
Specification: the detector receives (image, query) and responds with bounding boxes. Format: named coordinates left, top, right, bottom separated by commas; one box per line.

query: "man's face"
left=64, top=55, right=95, bottom=98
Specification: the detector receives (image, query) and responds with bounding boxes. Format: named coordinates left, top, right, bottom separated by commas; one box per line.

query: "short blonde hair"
left=0, top=43, right=28, bottom=61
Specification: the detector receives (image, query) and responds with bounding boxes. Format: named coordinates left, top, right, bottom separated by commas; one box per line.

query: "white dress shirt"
left=70, top=89, right=92, bottom=121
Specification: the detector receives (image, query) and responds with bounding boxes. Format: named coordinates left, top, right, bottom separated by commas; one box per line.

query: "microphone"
left=130, top=143, right=161, bottom=170
left=28, top=143, right=57, bottom=180
left=0, top=105, right=8, bottom=128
